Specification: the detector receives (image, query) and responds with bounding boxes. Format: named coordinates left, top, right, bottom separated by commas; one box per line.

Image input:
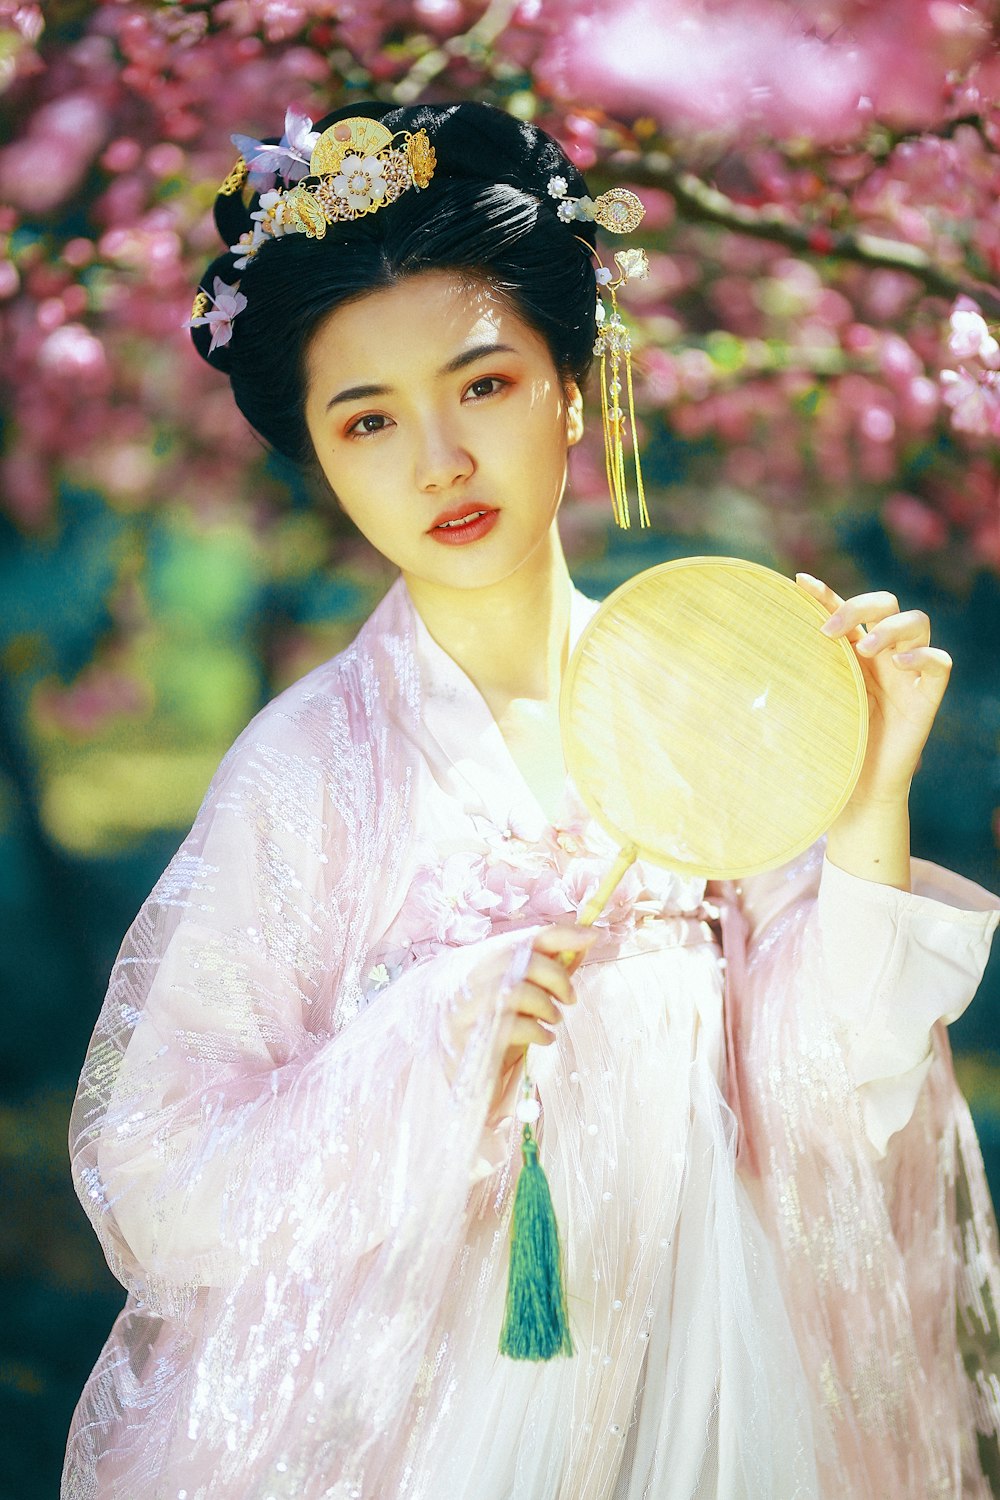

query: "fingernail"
left=893, top=650, right=916, bottom=664
left=856, top=634, right=879, bottom=654
left=820, top=612, right=843, bottom=635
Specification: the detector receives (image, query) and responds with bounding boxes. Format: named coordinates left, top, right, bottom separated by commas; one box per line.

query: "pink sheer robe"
left=62, top=577, right=1000, bottom=1499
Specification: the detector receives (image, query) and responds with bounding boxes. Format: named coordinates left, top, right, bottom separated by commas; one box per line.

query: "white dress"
left=62, top=578, right=1000, bottom=1499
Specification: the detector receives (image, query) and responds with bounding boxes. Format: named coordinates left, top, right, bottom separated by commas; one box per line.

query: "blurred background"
left=2, top=1, right=999, bottom=1493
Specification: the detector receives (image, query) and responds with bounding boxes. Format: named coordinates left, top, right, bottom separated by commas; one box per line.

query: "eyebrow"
left=324, top=341, right=519, bottom=411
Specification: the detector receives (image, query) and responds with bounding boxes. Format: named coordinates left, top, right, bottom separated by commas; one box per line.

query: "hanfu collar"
left=397, top=576, right=599, bottom=836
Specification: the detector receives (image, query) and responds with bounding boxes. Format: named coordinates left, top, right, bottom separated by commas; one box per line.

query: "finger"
left=509, top=980, right=562, bottom=1026
left=504, top=1015, right=558, bottom=1052
left=819, top=590, right=900, bottom=640
left=532, top=924, right=596, bottom=957
left=523, top=951, right=575, bottom=1006
left=796, top=573, right=870, bottom=646
left=795, top=572, right=846, bottom=613
left=855, top=608, right=931, bottom=658
left=890, top=646, right=953, bottom=704
left=534, top=924, right=596, bottom=972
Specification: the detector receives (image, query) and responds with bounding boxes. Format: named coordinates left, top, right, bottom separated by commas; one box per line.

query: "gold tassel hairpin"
left=549, top=176, right=651, bottom=531
left=594, top=249, right=651, bottom=530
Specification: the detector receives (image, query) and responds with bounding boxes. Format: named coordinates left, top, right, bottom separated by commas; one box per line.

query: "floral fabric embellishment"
left=369, top=803, right=686, bottom=983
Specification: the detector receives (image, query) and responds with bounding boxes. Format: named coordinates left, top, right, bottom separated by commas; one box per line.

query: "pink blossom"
left=101, top=138, right=143, bottom=174
left=412, top=0, right=465, bottom=35
left=940, top=367, right=1000, bottom=437
left=35, top=667, right=150, bottom=739
left=36, top=324, right=109, bottom=384
left=0, top=93, right=106, bottom=213
left=534, top=0, right=976, bottom=145
left=947, top=297, right=1000, bottom=368
left=0, top=449, right=51, bottom=528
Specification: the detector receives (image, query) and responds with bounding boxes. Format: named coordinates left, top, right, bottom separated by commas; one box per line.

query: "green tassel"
left=499, top=1122, right=574, bottom=1360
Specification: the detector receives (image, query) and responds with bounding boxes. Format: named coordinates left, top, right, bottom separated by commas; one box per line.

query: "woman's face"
left=303, top=269, right=583, bottom=593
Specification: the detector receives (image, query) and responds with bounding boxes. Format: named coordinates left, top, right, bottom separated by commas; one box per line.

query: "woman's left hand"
left=795, top=573, right=952, bottom=808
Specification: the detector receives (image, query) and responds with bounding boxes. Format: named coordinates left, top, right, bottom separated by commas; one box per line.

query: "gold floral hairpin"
left=187, top=114, right=437, bottom=350
left=226, top=116, right=436, bottom=267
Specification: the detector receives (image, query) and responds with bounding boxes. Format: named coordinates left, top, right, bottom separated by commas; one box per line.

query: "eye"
left=464, top=375, right=508, bottom=401
left=346, top=412, right=393, bottom=439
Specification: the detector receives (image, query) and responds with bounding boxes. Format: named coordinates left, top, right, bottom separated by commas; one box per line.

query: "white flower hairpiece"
left=546, top=174, right=646, bottom=235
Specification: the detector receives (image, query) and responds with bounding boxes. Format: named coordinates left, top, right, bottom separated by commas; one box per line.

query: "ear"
left=564, top=381, right=584, bottom=447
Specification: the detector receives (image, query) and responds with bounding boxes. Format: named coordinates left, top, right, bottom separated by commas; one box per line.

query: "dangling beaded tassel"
left=594, top=277, right=650, bottom=531
left=497, top=848, right=638, bottom=1362
left=499, top=1072, right=574, bottom=1360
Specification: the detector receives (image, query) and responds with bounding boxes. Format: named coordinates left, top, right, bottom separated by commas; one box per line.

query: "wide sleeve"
left=719, top=841, right=1000, bottom=1495
left=63, top=609, right=552, bottom=1496
left=816, top=852, right=999, bottom=1154
left=70, top=718, right=531, bottom=1319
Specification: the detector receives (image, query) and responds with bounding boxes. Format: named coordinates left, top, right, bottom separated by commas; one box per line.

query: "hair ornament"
left=187, top=276, right=247, bottom=354
left=546, top=175, right=646, bottom=235
left=220, top=116, right=437, bottom=272
left=599, top=244, right=651, bottom=528
left=551, top=173, right=650, bottom=527
left=231, top=107, right=320, bottom=192
left=556, top=174, right=651, bottom=530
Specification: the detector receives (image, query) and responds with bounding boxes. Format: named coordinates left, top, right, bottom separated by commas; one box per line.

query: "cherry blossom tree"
left=1, top=0, right=999, bottom=782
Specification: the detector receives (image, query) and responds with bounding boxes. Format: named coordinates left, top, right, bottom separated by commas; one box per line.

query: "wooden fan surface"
left=560, top=557, right=869, bottom=879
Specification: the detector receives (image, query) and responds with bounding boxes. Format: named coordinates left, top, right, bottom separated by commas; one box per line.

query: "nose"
left=414, top=417, right=475, bottom=493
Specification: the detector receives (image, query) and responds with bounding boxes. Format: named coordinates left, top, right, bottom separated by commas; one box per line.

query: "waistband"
left=583, top=913, right=718, bottom=965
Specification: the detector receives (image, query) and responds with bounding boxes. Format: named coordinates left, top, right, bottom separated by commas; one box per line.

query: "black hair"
left=189, top=101, right=599, bottom=466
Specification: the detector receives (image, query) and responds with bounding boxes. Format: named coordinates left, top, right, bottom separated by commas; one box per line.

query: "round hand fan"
left=560, top=556, right=869, bottom=901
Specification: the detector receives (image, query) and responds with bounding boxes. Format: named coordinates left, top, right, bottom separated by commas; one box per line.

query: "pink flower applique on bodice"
left=364, top=786, right=709, bottom=996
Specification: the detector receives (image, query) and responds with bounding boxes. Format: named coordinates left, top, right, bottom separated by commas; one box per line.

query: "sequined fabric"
left=62, top=577, right=1000, bottom=1498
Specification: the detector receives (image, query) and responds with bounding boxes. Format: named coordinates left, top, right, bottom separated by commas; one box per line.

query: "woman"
left=63, top=100, right=1000, bottom=1499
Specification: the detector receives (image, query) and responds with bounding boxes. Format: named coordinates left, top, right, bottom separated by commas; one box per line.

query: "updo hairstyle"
left=190, top=101, right=599, bottom=467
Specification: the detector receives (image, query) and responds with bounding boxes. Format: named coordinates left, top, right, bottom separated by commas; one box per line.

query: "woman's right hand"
left=442, top=924, right=595, bottom=1109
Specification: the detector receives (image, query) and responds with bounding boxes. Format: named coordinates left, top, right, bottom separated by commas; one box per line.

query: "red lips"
left=427, top=503, right=498, bottom=532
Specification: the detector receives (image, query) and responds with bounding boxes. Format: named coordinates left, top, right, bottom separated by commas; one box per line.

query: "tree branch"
left=391, top=0, right=520, bottom=105
left=621, top=151, right=1000, bottom=319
